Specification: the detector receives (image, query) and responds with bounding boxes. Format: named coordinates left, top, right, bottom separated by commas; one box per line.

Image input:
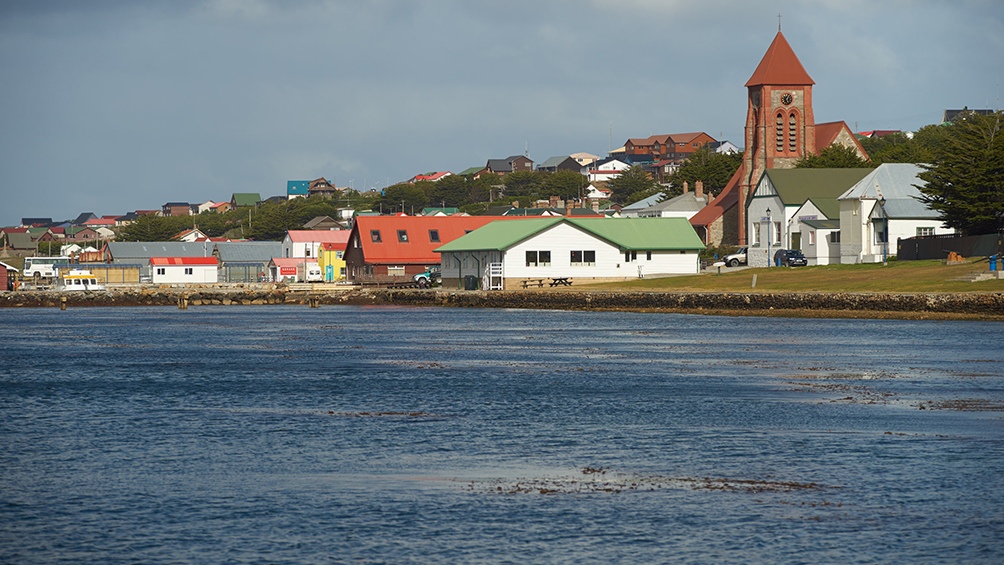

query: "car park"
left=773, top=249, right=807, bottom=267
left=722, top=247, right=747, bottom=267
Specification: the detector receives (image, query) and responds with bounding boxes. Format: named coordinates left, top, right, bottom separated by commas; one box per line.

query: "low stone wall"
left=2, top=288, right=1003, bottom=319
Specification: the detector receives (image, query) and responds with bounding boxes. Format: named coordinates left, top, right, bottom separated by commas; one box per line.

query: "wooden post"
left=178, top=294, right=189, bottom=309
left=60, top=296, right=67, bottom=310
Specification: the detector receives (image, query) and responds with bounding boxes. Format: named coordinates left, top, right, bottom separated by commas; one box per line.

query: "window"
left=646, top=251, right=652, bottom=261
left=788, top=112, right=798, bottom=151
left=525, top=250, right=551, bottom=267
left=364, top=265, right=374, bottom=275
left=917, top=227, right=935, bottom=237
left=570, top=250, right=596, bottom=266
left=397, top=230, right=409, bottom=243
left=429, top=229, right=440, bottom=243
left=370, top=230, right=382, bottom=243
left=388, top=265, right=405, bottom=276
left=156, top=268, right=166, bottom=275
left=808, top=231, right=816, bottom=245
left=624, top=250, right=637, bottom=262
left=340, top=267, right=346, bottom=277
left=753, top=223, right=762, bottom=246
left=774, top=222, right=782, bottom=245
left=776, top=112, right=784, bottom=151
left=336, top=251, right=343, bottom=259
left=184, top=268, right=193, bottom=275
left=305, top=248, right=311, bottom=257
left=831, top=231, right=841, bottom=243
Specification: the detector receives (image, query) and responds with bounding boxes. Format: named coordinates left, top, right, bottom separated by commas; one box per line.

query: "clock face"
left=781, top=93, right=793, bottom=105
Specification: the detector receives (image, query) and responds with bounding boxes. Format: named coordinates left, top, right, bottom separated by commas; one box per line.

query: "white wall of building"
left=151, top=264, right=218, bottom=284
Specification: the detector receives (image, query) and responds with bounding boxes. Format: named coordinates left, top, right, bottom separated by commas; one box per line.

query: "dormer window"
left=429, top=229, right=440, bottom=243
left=397, top=230, right=409, bottom=243
left=370, top=230, right=382, bottom=243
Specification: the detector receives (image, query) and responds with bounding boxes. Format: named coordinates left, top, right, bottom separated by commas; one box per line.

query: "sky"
left=1, top=0, right=1002, bottom=226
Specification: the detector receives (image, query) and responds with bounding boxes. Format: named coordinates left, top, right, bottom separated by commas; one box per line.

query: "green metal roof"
left=231, top=192, right=262, bottom=206
left=436, top=217, right=705, bottom=253
left=758, top=168, right=872, bottom=211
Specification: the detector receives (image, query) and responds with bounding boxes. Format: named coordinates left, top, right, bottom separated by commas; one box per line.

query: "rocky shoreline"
left=2, top=288, right=1003, bottom=320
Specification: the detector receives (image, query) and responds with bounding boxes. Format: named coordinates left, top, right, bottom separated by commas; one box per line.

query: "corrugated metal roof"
left=436, top=217, right=705, bottom=252
left=108, top=242, right=213, bottom=261
left=838, top=164, right=941, bottom=219
left=150, top=257, right=218, bottom=265
left=215, top=242, right=282, bottom=263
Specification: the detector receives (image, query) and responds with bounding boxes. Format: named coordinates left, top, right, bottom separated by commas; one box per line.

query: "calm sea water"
left=1, top=305, right=1002, bottom=564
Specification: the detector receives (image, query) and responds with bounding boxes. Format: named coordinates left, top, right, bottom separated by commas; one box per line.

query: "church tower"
left=737, top=30, right=816, bottom=245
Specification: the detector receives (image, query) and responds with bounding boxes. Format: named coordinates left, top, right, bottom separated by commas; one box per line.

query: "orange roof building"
left=343, top=215, right=510, bottom=283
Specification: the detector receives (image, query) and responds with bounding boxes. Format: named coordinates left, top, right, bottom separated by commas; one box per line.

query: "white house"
left=150, top=257, right=219, bottom=284
left=281, top=230, right=350, bottom=260
left=837, top=163, right=953, bottom=264
left=435, top=217, right=706, bottom=290
left=587, top=159, right=631, bottom=183
left=746, top=169, right=872, bottom=267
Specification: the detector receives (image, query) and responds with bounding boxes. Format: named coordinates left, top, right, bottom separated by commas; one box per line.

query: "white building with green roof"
left=435, top=217, right=705, bottom=290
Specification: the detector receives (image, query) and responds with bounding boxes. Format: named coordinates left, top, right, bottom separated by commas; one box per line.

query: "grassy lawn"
left=583, top=259, right=1004, bottom=293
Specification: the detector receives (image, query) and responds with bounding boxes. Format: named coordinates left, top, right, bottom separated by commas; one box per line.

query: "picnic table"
left=549, top=277, right=572, bottom=287
left=521, top=279, right=545, bottom=289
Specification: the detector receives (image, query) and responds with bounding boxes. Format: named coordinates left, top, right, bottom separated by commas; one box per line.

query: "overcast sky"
left=1, top=0, right=1002, bottom=226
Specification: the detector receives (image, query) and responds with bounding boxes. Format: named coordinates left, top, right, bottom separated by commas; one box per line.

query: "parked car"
left=413, top=266, right=441, bottom=288
left=722, top=247, right=747, bottom=267
left=774, top=249, right=808, bottom=267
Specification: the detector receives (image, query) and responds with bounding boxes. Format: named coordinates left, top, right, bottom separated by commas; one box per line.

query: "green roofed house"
left=746, top=168, right=872, bottom=267
left=231, top=192, right=262, bottom=208
left=435, top=217, right=705, bottom=290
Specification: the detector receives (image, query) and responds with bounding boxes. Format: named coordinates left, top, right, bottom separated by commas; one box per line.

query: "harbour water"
left=1, top=306, right=1002, bottom=563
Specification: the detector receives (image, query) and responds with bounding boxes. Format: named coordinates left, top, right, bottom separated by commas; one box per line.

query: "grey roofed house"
left=105, top=241, right=215, bottom=263
left=536, top=156, right=581, bottom=172
left=620, top=192, right=667, bottom=216
left=214, top=241, right=282, bottom=263
left=72, top=212, right=98, bottom=225
left=837, top=163, right=941, bottom=219
left=634, top=191, right=710, bottom=219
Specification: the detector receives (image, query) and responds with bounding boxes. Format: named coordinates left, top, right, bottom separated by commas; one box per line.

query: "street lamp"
left=766, top=207, right=771, bottom=267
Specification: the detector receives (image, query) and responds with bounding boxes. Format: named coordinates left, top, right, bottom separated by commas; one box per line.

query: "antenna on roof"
left=777, top=13, right=782, bottom=32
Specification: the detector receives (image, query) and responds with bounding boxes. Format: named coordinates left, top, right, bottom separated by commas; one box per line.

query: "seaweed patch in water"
left=462, top=467, right=830, bottom=495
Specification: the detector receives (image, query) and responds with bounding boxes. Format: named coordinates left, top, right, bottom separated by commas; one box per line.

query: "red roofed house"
left=150, top=256, right=218, bottom=284
left=343, top=216, right=508, bottom=283
left=690, top=29, right=868, bottom=246
left=409, top=171, right=452, bottom=183
left=281, top=230, right=350, bottom=260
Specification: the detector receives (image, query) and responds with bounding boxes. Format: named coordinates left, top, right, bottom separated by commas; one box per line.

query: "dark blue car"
left=773, top=249, right=808, bottom=267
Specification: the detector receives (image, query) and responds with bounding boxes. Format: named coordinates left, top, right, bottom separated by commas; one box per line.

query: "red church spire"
left=745, top=31, right=814, bottom=87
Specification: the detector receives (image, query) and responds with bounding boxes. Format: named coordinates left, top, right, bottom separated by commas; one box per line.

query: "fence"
left=897, top=232, right=1003, bottom=260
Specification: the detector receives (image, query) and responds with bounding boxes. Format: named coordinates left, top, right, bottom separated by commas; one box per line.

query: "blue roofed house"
left=287, top=180, right=310, bottom=199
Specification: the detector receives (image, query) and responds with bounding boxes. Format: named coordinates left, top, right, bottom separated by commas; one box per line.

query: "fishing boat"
left=56, top=268, right=106, bottom=291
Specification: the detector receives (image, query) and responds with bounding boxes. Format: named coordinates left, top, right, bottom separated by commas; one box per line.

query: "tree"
left=376, top=183, right=428, bottom=214
left=542, top=169, right=588, bottom=201
left=796, top=144, right=873, bottom=168
left=606, top=165, right=659, bottom=204
left=667, top=147, right=742, bottom=197
left=500, top=171, right=543, bottom=200
left=917, top=111, right=1004, bottom=235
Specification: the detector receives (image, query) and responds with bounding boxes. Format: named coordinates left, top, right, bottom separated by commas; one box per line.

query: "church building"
left=689, top=29, right=868, bottom=247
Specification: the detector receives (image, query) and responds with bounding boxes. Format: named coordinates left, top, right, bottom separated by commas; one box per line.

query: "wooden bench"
left=549, top=277, right=572, bottom=287
left=521, top=279, right=545, bottom=289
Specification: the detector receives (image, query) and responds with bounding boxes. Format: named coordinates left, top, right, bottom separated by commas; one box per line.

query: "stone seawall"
left=3, top=288, right=1003, bottom=319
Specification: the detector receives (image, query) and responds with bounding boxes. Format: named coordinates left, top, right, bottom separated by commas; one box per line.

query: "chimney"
left=591, top=200, right=600, bottom=212
left=683, top=181, right=689, bottom=193
left=696, top=180, right=704, bottom=200
left=565, top=203, right=573, bottom=216
left=512, top=200, right=519, bottom=209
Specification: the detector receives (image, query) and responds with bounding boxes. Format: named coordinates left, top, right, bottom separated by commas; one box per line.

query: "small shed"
left=150, top=257, right=218, bottom=284
left=0, top=261, right=19, bottom=291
